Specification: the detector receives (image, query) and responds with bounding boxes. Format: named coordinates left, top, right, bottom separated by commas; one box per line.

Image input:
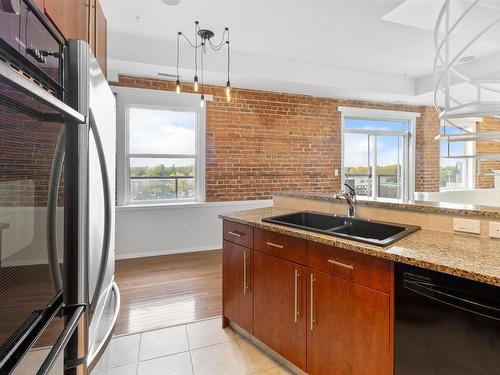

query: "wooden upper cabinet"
left=253, top=251, right=307, bottom=371
left=44, top=0, right=89, bottom=42
left=32, top=0, right=44, bottom=10
left=222, top=240, right=253, bottom=334
left=307, top=270, right=390, bottom=375
left=94, top=0, right=107, bottom=75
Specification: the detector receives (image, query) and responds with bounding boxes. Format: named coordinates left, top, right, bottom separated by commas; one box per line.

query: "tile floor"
left=92, top=317, right=300, bottom=375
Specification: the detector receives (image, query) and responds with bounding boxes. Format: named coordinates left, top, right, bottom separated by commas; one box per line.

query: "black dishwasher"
left=395, top=263, right=500, bottom=375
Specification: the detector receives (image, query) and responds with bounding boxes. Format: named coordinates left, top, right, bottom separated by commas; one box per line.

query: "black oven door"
left=0, top=58, right=84, bottom=374
left=395, top=264, right=500, bottom=375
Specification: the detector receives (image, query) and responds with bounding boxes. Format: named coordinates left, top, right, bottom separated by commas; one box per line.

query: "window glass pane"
left=345, top=117, right=409, bottom=132
left=129, top=158, right=195, bottom=201
left=439, top=124, right=470, bottom=189
left=344, top=134, right=372, bottom=197
left=377, top=135, right=404, bottom=199
left=129, top=108, right=196, bottom=154
left=440, top=159, right=465, bottom=189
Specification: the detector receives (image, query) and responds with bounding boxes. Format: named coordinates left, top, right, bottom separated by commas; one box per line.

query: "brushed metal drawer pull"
left=266, top=241, right=284, bottom=249
left=310, top=274, right=315, bottom=331
left=328, top=259, right=354, bottom=270
left=294, top=269, right=300, bottom=323
left=228, top=231, right=244, bottom=238
left=243, top=251, right=249, bottom=295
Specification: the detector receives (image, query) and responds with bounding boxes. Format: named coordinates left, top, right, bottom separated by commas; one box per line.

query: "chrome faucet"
left=342, top=182, right=357, bottom=217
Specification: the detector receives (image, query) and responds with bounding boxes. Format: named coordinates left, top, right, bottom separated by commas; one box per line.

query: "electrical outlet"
left=489, top=222, right=500, bottom=238
left=453, top=218, right=480, bottom=234
left=334, top=169, right=339, bottom=177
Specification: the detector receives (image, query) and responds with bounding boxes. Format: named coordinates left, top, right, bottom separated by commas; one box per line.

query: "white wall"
left=417, top=189, right=500, bottom=207
left=115, top=200, right=272, bottom=259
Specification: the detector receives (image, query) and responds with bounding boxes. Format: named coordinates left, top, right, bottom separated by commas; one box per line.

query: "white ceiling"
left=100, top=0, right=500, bottom=105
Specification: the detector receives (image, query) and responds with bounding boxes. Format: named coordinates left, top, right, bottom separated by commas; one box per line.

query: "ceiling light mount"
left=197, top=29, right=215, bottom=40
left=175, top=21, right=231, bottom=106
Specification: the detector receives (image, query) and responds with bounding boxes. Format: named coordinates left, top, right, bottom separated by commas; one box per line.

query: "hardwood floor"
left=1, top=250, right=221, bottom=350
left=114, top=249, right=222, bottom=336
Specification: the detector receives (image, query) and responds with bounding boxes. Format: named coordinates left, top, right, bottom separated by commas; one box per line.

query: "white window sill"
left=115, top=199, right=273, bottom=212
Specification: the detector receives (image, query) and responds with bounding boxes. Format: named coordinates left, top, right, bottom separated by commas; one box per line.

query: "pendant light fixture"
left=175, top=21, right=231, bottom=107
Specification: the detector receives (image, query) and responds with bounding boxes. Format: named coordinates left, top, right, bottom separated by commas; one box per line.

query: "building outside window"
left=439, top=121, right=476, bottom=190
left=340, top=107, right=419, bottom=201
left=114, top=87, right=206, bottom=205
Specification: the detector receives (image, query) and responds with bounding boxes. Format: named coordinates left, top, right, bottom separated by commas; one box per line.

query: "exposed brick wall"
left=112, top=76, right=441, bottom=201
left=415, top=106, right=440, bottom=192
left=476, top=117, right=500, bottom=189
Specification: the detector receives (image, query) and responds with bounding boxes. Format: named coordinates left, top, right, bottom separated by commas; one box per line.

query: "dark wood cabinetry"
left=222, top=221, right=393, bottom=374
left=307, top=270, right=390, bottom=375
left=222, top=240, right=253, bottom=333
left=31, top=0, right=107, bottom=75
left=253, top=251, right=307, bottom=370
left=44, top=0, right=89, bottom=42
left=90, top=0, right=107, bottom=75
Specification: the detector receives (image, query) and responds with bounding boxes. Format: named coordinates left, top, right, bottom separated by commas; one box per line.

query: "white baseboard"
left=115, top=244, right=222, bottom=260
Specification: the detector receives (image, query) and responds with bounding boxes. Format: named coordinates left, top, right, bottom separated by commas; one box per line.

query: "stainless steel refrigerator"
left=0, top=3, right=119, bottom=372
left=64, top=39, right=120, bottom=375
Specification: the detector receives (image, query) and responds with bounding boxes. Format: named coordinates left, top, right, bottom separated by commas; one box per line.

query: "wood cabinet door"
left=44, top=0, right=89, bottom=41
left=93, top=0, right=106, bottom=75
left=307, top=270, right=390, bottom=375
left=223, top=240, right=253, bottom=333
left=33, top=0, right=44, bottom=10
left=253, top=251, right=307, bottom=370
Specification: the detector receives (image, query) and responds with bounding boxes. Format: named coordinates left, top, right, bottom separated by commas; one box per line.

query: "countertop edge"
left=219, top=212, right=500, bottom=287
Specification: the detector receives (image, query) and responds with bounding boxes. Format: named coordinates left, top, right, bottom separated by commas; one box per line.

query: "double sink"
left=262, top=211, right=420, bottom=246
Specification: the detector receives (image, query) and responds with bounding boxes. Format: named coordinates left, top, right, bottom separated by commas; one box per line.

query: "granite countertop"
left=220, top=207, right=500, bottom=287
left=273, top=191, right=500, bottom=219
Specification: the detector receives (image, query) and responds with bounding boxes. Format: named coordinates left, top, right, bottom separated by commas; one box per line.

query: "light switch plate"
left=453, top=218, right=480, bottom=234
left=489, top=222, right=500, bottom=238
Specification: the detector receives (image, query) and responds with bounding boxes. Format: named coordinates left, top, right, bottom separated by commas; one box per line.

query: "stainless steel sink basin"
left=262, top=211, right=420, bottom=246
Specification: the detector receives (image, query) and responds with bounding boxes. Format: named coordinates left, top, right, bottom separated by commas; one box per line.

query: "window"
left=439, top=121, right=475, bottom=190
left=115, top=87, right=207, bottom=205
left=340, top=107, right=418, bottom=201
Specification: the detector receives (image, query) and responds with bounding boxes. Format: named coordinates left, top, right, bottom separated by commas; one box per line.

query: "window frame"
left=113, top=86, right=209, bottom=206
left=439, top=119, right=478, bottom=191
left=339, top=106, right=419, bottom=201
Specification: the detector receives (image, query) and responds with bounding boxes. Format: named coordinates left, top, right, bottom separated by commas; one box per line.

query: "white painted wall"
left=115, top=200, right=272, bottom=259
left=417, top=189, right=500, bottom=207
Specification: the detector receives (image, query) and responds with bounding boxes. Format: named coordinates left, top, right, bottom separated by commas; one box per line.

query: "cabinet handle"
left=228, top=231, right=243, bottom=238
left=310, top=274, right=315, bottom=331
left=266, top=241, right=284, bottom=249
left=294, top=269, right=300, bottom=323
left=243, top=251, right=249, bottom=295
left=328, top=259, right=354, bottom=270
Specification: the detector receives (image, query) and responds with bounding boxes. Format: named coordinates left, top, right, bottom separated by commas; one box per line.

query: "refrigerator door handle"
left=403, top=279, right=500, bottom=321
left=88, top=108, right=112, bottom=318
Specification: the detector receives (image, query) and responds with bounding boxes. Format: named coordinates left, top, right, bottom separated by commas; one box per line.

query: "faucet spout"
left=342, top=182, right=357, bottom=217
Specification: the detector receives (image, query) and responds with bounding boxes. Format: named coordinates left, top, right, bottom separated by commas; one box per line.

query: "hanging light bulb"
left=194, top=75, right=199, bottom=92
left=176, top=79, right=181, bottom=94
left=200, top=94, right=205, bottom=108
left=225, top=80, right=231, bottom=98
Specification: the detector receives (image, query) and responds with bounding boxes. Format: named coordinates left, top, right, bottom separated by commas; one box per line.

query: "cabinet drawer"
left=254, top=228, right=307, bottom=265
left=223, top=221, right=253, bottom=248
left=307, top=241, right=391, bottom=293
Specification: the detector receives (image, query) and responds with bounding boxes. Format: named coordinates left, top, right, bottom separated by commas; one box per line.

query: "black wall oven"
left=0, top=1, right=85, bottom=373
